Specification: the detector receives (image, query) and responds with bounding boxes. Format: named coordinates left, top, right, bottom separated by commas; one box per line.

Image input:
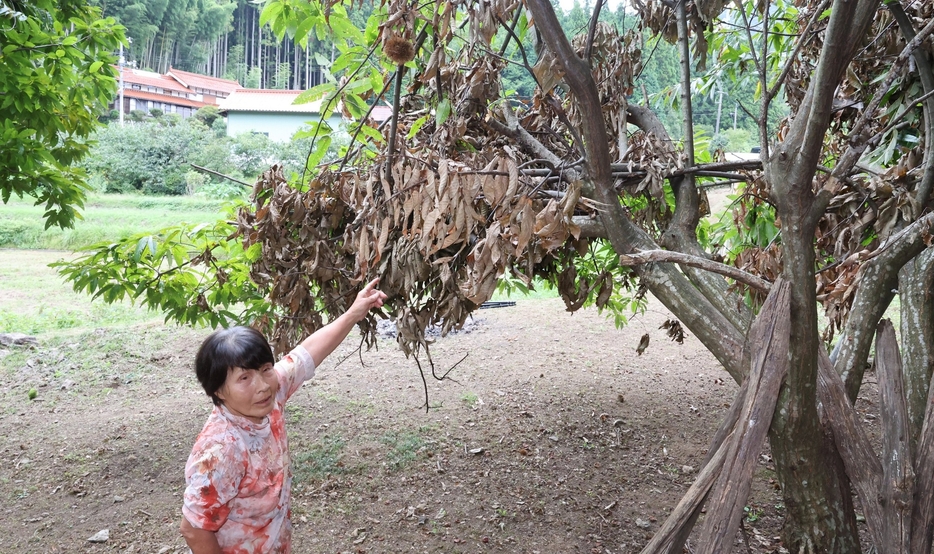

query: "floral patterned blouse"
left=183, top=346, right=315, bottom=553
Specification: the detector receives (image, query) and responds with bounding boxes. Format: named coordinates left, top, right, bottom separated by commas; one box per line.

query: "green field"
left=0, top=249, right=167, bottom=336
left=0, top=194, right=229, bottom=337
left=0, top=193, right=229, bottom=250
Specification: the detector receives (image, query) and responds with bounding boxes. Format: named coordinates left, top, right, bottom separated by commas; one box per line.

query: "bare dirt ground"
left=0, top=294, right=880, bottom=553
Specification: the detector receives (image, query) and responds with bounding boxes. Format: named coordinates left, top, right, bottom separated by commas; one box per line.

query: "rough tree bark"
left=900, top=250, right=934, bottom=445
left=891, top=1, right=934, bottom=451
left=762, top=0, right=880, bottom=549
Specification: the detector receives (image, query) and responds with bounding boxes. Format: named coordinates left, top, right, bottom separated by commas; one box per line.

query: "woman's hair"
left=195, top=326, right=275, bottom=405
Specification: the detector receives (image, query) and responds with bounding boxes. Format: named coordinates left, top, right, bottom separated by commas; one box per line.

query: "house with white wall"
left=217, top=89, right=345, bottom=142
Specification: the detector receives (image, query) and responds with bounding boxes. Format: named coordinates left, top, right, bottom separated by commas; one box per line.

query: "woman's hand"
left=180, top=517, right=223, bottom=554
left=345, top=278, right=388, bottom=322
left=300, top=278, right=387, bottom=366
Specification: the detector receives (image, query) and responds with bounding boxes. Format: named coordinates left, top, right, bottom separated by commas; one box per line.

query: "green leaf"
left=260, top=1, right=284, bottom=29
left=407, top=113, right=429, bottom=139
left=133, top=236, right=148, bottom=262
left=295, top=83, right=334, bottom=105
left=357, top=123, right=384, bottom=144
left=295, top=15, right=318, bottom=44
left=342, top=92, right=369, bottom=119
left=306, top=136, right=332, bottom=169
left=436, top=98, right=452, bottom=126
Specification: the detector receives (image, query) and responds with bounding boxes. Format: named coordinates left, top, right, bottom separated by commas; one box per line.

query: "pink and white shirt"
left=183, top=346, right=315, bottom=553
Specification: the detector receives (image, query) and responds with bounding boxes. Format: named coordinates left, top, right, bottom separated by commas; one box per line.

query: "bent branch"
left=618, top=250, right=772, bottom=293
left=525, top=0, right=747, bottom=381
left=834, top=211, right=934, bottom=399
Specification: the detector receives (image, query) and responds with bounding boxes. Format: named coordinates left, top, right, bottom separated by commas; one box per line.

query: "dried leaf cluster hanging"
left=229, top=1, right=725, bottom=356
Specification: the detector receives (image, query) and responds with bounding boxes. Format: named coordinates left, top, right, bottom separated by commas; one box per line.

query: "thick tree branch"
left=833, top=211, right=934, bottom=399
left=525, top=0, right=747, bottom=381
left=618, top=249, right=772, bottom=293
left=772, top=0, right=880, bottom=205
left=629, top=103, right=755, bottom=332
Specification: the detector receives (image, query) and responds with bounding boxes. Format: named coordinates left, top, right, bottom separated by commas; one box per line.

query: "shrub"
left=82, top=120, right=217, bottom=195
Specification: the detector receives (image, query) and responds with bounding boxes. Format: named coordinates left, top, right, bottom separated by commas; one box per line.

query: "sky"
left=557, top=0, right=627, bottom=12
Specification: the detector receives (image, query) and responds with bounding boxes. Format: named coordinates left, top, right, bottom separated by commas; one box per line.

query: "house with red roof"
left=114, top=67, right=240, bottom=119
left=165, top=68, right=241, bottom=105
left=112, top=67, right=393, bottom=141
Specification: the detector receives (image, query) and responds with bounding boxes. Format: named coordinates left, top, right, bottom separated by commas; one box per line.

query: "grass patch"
left=285, top=404, right=314, bottom=424
left=380, top=428, right=432, bottom=470
left=0, top=250, right=160, bottom=336
left=291, top=436, right=349, bottom=483
left=0, top=193, right=227, bottom=250
left=0, top=193, right=227, bottom=335
left=460, top=391, right=479, bottom=406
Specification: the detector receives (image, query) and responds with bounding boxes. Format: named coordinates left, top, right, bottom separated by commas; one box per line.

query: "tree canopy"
left=0, top=0, right=124, bottom=229
left=57, top=0, right=934, bottom=551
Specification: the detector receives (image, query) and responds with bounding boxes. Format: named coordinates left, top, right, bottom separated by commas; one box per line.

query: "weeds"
left=460, top=391, right=479, bottom=406
left=381, top=429, right=431, bottom=470
left=291, top=436, right=349, bottom=483
left=285, top=404, right=312, bottom=425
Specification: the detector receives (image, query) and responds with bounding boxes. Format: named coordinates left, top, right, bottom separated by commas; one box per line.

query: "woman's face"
left=216, top=363, right=279, bottom=423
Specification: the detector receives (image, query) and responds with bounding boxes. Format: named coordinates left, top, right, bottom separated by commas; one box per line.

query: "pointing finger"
left=362, top=278, right=380, bottom=293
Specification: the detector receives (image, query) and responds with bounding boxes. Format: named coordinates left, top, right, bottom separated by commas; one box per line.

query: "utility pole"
left=118, top=38, right=132, bottom=125
left=119, top=41, right=125, bottom=126
left=715, top=89, right=725, bottom=135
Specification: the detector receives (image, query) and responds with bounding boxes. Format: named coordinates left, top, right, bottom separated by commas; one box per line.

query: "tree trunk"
left=763, top=0, right=881, bottom=548
left=900, top=248, right=934, bottom=446
left=767, top=220, right=861, bottom=553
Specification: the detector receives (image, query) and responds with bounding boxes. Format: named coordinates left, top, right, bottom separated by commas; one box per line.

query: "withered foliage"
left=629, top=0, right=715, bottom=69
left=695, top=0, right=934, bottom=342
left=234, top=4, right=659, bottom=357
left=659, top=319, right=686, bottom=344
left=234, top=0, right=930, bottom=359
